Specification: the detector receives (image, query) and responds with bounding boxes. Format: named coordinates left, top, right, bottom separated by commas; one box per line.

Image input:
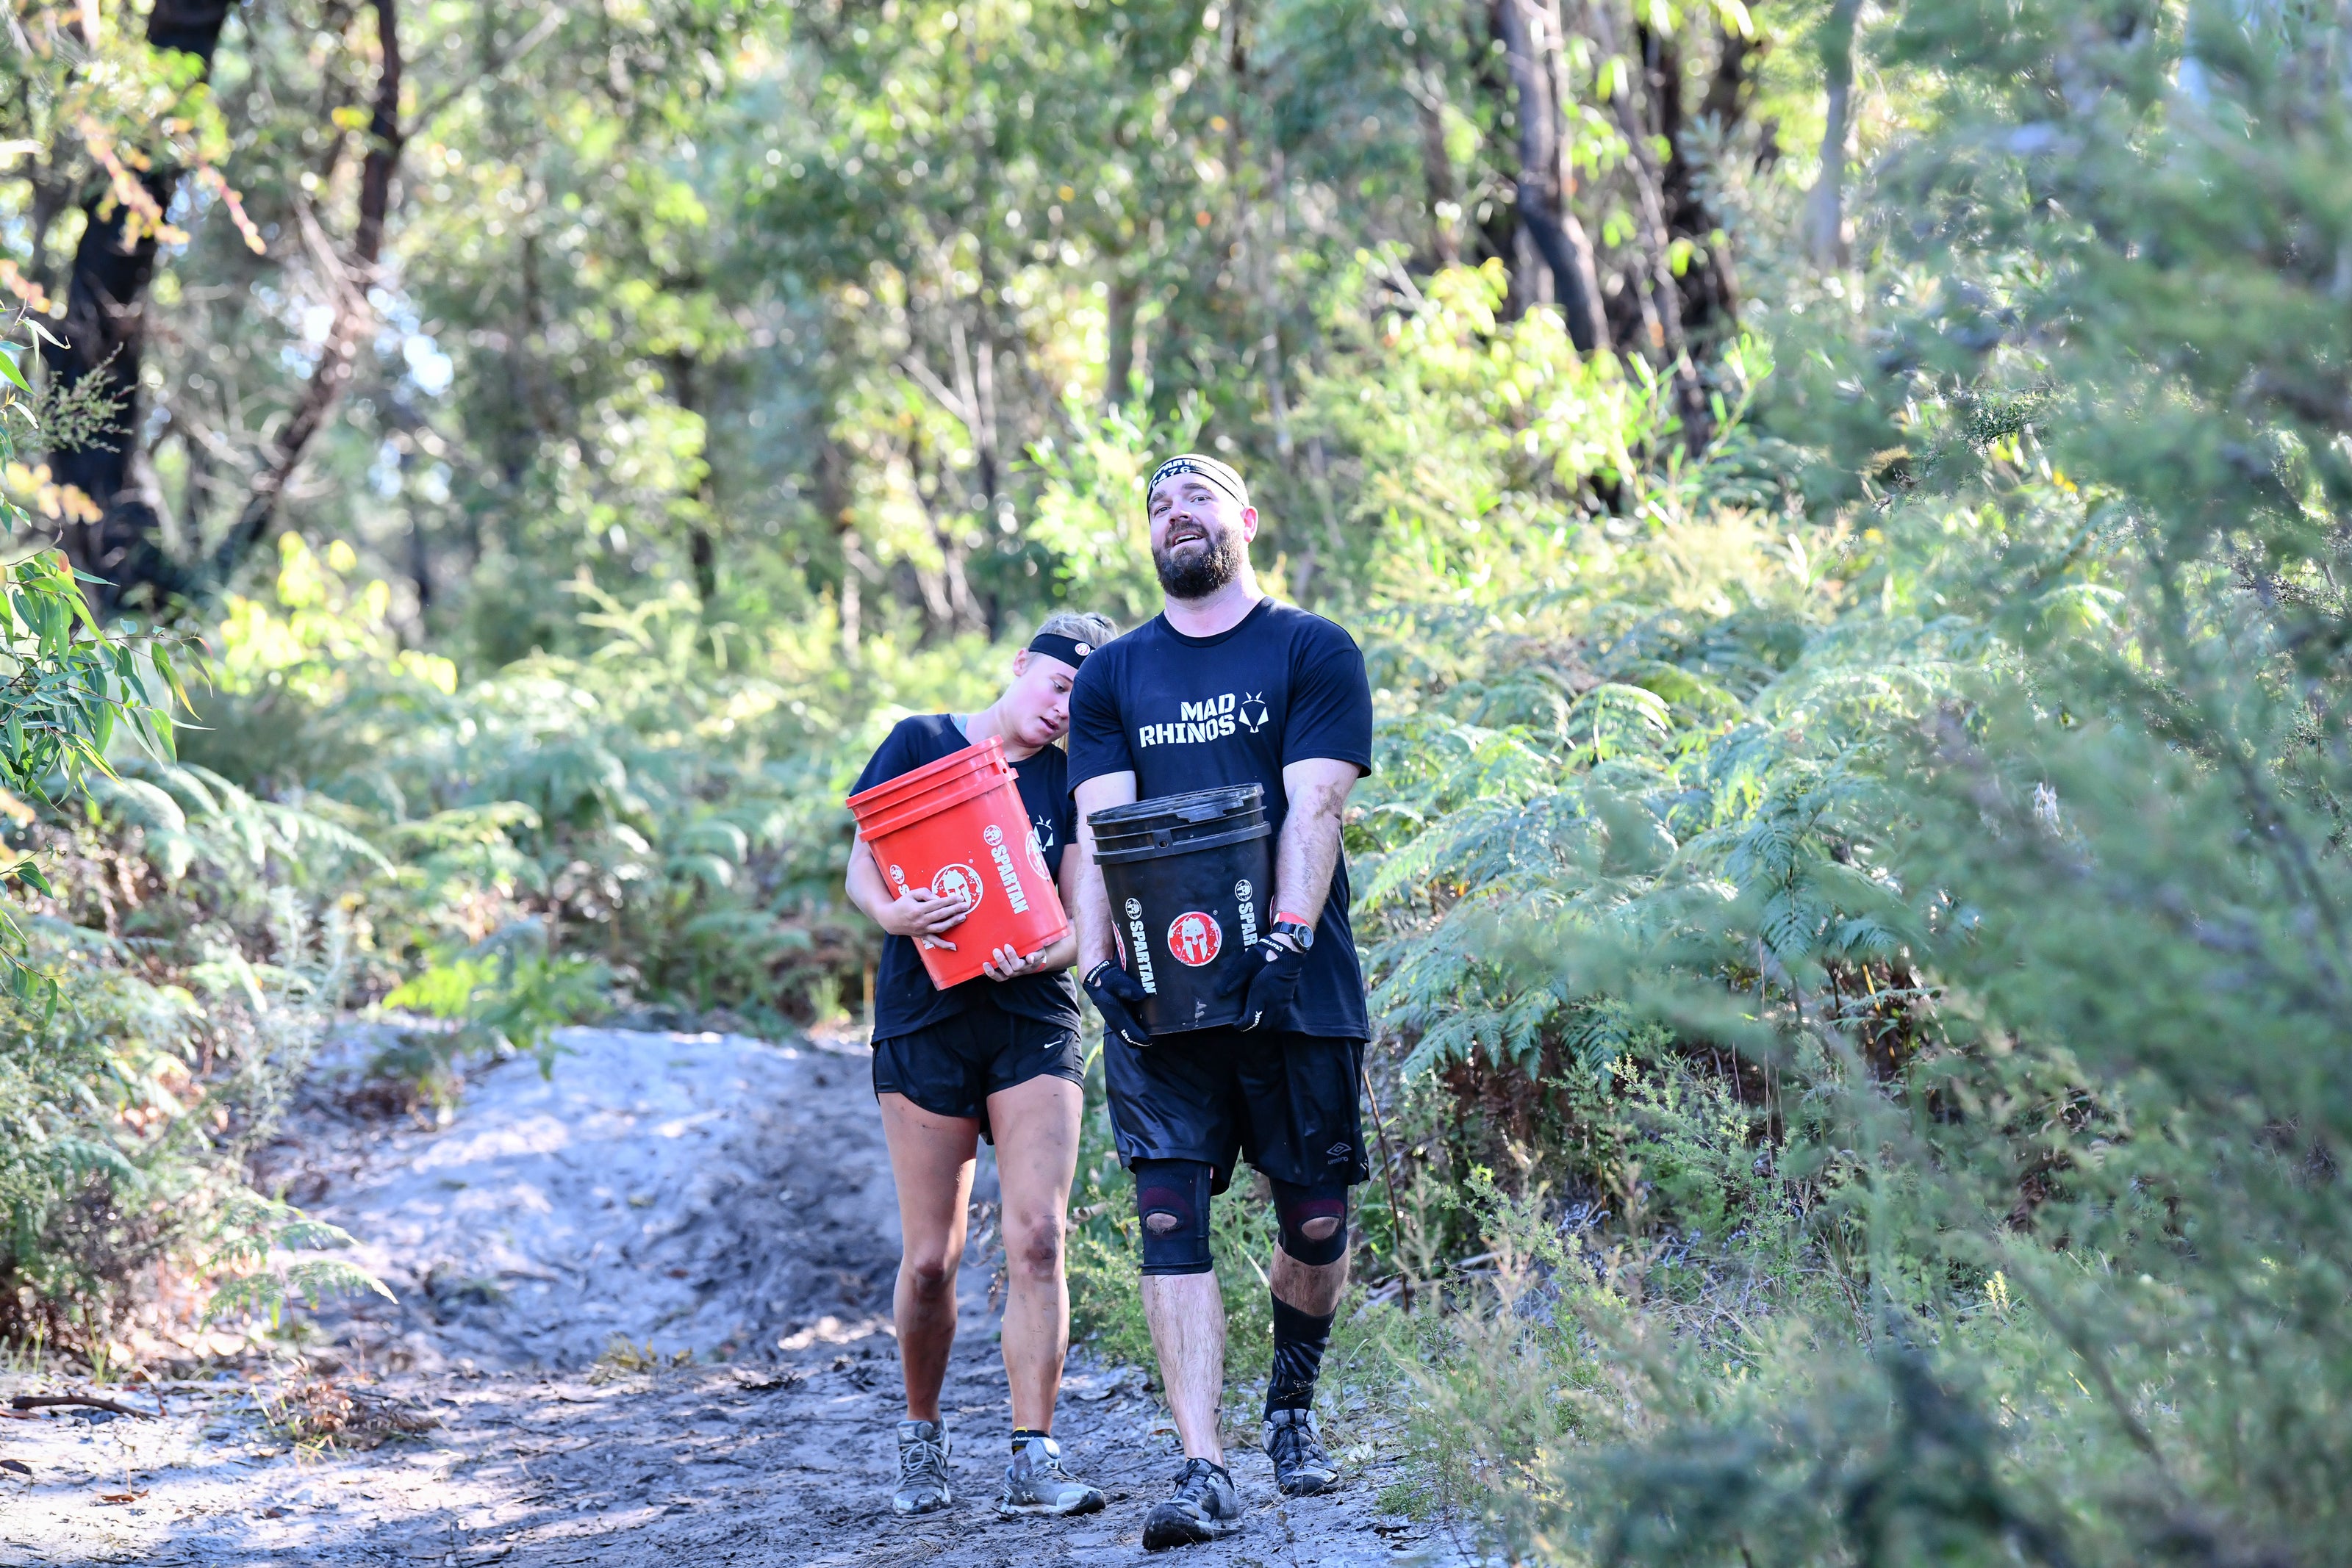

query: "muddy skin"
left=0, top=1028, right=1455, bottom=1566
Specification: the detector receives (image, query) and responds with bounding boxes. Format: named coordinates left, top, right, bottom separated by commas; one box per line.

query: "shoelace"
left=1173, top=1459, right=1224, bottom=1506
left=1268, top=1420, right=1325, bottom=1468
left=900, top=1436, right=947, bottom=1486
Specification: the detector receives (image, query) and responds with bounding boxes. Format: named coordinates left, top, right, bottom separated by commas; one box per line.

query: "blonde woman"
left=844, top=610, right=1119, bottom=1520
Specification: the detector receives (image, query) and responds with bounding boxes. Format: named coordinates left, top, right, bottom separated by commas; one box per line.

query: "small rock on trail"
left=0, top=1026, right=1457, bottom=1565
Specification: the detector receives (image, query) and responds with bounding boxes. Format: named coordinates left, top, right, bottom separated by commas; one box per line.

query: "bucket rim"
left=1092, top=817, right=1272, bottom=864
left=1086, top=783, right=1266, bottom=830
left=847, top=736, right=1008, bottom=816
left=854, top=766, right=1024, bottom=842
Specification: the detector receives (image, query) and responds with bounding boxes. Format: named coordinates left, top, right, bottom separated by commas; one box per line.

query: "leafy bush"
left=1358, top=10, right=2352, bottom=1566
left=0, top=322, right=388, bottom=1359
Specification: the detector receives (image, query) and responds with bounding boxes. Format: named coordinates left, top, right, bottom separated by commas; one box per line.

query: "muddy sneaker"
left=995, top=1434, right=1106, bottom=1517
left=1141, top=1456, right=1241, bottom=1549
left=1262, top=1407, right=1339, bottom=1496
left=893, top=1418, right=953, bottom=1515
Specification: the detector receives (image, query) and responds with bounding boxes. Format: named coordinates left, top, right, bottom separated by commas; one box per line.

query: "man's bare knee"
left=1298, top=1215, right=1339, bottom=1242
left=1144, top=1212, right=1181, bottom=1234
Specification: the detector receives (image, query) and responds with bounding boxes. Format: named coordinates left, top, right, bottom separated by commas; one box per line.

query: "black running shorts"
left=872, top=1002, right=1086, bottom=1141
left=1103, top=1029, right=1368, bottom=1191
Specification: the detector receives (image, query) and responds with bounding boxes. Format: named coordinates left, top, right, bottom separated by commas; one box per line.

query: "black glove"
left=1083, top=960, right=1152, bottom=1048
left=1222, top=936, right=1309, bottom=1032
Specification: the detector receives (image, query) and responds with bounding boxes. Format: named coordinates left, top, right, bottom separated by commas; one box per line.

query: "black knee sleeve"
left=1133, top=1159, right=1215, bottom=1276
left=1271, top=1179, right=1349, bottom=1267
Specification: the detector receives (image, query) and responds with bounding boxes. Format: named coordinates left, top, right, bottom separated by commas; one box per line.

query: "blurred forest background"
left=5, top=0, right=2351, bottom=1561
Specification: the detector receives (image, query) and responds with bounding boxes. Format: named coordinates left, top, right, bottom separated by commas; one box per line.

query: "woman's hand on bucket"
left=882, top=885, right=971, bottom=949
left=980, top=943, right=1047, bottom=981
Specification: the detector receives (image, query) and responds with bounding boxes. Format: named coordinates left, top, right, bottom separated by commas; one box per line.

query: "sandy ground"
left=0, top=1026, right=1466, bottom=1566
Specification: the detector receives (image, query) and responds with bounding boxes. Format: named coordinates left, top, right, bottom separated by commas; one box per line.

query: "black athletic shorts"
left=872, top=1003, right=1086, bottom=1143
left=1103, top=1029, right=1368, bottom=1191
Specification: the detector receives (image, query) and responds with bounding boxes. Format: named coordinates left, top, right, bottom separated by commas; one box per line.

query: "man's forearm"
left=1071, top=773, right=1139, bottom=972
left=1271, top=772, right=1352, bottom=926
left=1071, top=832, right=1116, bottom=972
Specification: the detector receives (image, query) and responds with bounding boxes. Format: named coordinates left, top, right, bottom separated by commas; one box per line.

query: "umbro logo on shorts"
left=1327, top=1143, right=1352, bottom=1159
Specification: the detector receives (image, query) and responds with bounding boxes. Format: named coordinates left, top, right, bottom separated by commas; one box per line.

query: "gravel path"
left=0, top=1027, right=1463, bottom=1566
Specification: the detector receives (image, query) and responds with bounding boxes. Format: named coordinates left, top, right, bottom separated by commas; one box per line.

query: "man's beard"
left=1153, top=524, right=1245, bottom=598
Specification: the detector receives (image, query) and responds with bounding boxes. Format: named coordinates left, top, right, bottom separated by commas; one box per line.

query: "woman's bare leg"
left=984, top=1074, right=1084, bottom=1431
left=877, top=1092, right=980, bottom=1423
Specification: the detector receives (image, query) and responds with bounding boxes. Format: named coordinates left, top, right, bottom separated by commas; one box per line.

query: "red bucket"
left=847, top=736, right=1071, bottom=989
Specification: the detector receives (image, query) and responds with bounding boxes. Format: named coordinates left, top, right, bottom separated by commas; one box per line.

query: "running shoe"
left=1263, top=1407, right=1340, bottom=1496
left=994, top=1433, right=1106, bottom=1517
left=892, top=1418, right=953, bottom=1515
left=1141, top=1456, right=1242, bottom=1549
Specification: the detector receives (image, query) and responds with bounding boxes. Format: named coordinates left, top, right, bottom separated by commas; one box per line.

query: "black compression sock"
left=1266, top=1295, right=1335, bottom=1417
left=1012, top=1426, right=1050, bottom=1452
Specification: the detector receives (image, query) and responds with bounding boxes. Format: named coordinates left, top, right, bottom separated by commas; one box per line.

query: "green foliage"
left=0, top=747, right=392, bottom=1350
left=379, top=931, right=610, bottom=1099
left=1347, top=10, right=2352, bottom=1568
left=0, top=323, right=389, bottom=1355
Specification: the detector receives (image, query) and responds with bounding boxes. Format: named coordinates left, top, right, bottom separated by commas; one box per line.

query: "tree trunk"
left=1646, top=17, right=1752, bottom=345
left=817, top=438, right=862, bottom=662
left=1105, top=267, right=1139, bottom=406
left=1404, top=56, right=1462, bottom=268
left=1465, top=0, right=1527, bottom=316
left=1804, top=0, right=1862, bottom=268
left=665, top=352, right=720, bottom=604
left=1494, top=0, right=1607, bottom=351
left=39, top=0, right=236, bottom=614
left=1535, top=0, right=1610, bottom=350
left=1688, top=21, right=1755, bottom=328
left=213, top=0, right=406, bottom=583
left=1585, top=0, right=1683, bottom=361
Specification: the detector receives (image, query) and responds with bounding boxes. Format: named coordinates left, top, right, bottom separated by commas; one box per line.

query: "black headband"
left=1147, top=453, right=1250, bottom=511
left=1027, top=632, right=1096, bottom=668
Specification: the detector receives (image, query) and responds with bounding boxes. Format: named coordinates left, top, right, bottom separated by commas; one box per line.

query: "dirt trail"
left=0, top=1026, right=1462, bottom=1566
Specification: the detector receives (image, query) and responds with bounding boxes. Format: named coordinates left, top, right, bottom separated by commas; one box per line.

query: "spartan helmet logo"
left=1237, top=693, right=1271, bottom=733
left=1124, top=897, right=1143, bottom=918
left=1025, top=826, right=1050, bottom=875
left=931, top=863, right=984, bottom=911
left=983, top=824, right=1005, bottom=847
left=1167, top=910, right=1222, bottom=966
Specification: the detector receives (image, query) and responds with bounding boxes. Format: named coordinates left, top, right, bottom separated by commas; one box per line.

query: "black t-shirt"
left=852, top=715, right=1081, bottom=1041
left=1067, top=599, right=1374, bottom=1038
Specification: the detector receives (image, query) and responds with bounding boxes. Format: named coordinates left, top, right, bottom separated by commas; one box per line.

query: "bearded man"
left=1066, top=454, right=1374, bottom=1549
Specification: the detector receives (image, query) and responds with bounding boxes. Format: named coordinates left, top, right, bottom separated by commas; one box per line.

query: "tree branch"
left=212, top=0, right=406, bottom=583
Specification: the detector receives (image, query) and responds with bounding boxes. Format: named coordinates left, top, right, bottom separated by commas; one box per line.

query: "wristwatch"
left=1271, top=918, right=1314, bottom=951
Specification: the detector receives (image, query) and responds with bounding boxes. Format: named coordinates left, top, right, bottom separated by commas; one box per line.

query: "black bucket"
left=1090, top=785, right=1274, bottom=1035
